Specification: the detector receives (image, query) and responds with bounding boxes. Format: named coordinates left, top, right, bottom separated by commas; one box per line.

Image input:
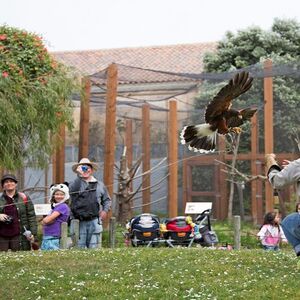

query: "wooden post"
left=251, top=113, right=258, bottom=223
left=168, top=100, right=178, bottom=218
left=98, top=232, right=103, bottom=248
left=78, top=77, right=90, bottom=160
left=234, top=215, right=241, bottom=250
left=60, top=222, right=68, bottom=249
left=103, top=64, right=118, bottom=220
left=125, top=119, right=133, bottom=192
left=264, top=59, right=274, bottom=212
left=16, top=169, right=25, bottom=191
left=256, top=161, right=264, bottom=224
left=182, top=158, right=187, bottom=212
left=109, top=217, right=116, bottom=248
left=142, top=103, right=151, bottom=213
left=70, top=219, right=80, bottom=248
left=54, top=123, right=65, bottom=183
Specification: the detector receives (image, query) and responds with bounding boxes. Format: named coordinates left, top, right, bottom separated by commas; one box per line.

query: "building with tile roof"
left=52, top=42, right=217, bottom=78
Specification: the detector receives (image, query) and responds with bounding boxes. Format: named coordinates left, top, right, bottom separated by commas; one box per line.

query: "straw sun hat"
left=71, top=158, right=99, bottom=172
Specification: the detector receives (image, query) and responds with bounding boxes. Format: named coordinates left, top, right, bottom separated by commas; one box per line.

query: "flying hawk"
left=180, top=71, right=257, bottom=153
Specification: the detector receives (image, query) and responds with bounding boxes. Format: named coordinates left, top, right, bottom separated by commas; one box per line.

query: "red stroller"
left=163, top=216, right=194, bottom=247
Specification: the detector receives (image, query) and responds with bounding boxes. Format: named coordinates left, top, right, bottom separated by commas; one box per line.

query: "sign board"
left=185, top=202, right=212, bottom=214
left=34, top=204, right=51, bottom=216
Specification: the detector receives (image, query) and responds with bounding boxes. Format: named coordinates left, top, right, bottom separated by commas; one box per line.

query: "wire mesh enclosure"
left=17, top=60, right=300, bottom=224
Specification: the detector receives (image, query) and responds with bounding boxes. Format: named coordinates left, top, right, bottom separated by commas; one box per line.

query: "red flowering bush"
left=0, top=25, right=78, bottom=170
left=0, top=27, right=57, bottom=82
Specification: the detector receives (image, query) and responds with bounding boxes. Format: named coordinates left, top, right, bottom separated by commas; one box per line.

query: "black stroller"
left=125, top=213, right=161, bottom=247
left=193, top=209, right=219, bottom=247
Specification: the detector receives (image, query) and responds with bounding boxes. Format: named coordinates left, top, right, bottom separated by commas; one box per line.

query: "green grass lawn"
left=0, top=247, right=299, bottom=300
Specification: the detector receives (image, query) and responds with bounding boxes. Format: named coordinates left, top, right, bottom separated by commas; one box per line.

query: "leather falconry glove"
left=265, top=153, right=279, bottom=173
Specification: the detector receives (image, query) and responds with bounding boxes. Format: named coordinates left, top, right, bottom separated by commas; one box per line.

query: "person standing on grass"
left=0, top=174, right=37, bottom=251
left=40, top=183, right=70, bottom=250
left=257, top=211, right=287, bottom=251
left=69, top=158, right=111, bottom=249
left=265, top=154, right=300, bottom=255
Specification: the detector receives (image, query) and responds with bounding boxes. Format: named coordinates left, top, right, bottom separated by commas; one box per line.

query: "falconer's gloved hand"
left=265, top=153, right=279, bottom=174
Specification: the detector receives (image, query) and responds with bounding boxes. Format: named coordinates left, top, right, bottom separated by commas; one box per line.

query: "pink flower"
left=0, top=34, right=7, bottom=40
left=2, top=71, right=9, bottom=78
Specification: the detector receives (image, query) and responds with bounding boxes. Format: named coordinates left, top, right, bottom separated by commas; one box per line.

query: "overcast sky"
left=2, top=0, right=300, bottom=52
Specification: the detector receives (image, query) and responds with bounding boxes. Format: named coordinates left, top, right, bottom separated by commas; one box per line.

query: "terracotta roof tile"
left=51, top=42, right=217, bottom=84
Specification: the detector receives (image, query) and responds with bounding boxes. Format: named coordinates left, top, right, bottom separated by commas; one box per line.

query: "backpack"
left=19, top=192, right=28, bottom=205
left=70, top=182, right=99, bottom=221
left=0, top=191, right=28, bottom=208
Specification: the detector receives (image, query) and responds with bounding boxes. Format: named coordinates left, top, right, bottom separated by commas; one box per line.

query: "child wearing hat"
left=40, top=183, right=70, bottom=250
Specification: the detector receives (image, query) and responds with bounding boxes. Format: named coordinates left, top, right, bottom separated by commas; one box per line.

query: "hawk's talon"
left=230, top=127, right=242, bottom=134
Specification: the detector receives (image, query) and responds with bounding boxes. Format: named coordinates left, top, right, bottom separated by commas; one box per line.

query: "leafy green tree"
left=0, top=25, right=79, bottom=170
left=195, top=18, right=300, bottom=153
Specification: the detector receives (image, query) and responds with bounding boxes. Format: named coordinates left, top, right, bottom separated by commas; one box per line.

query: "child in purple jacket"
left=41, top=183, right=70, bottom=250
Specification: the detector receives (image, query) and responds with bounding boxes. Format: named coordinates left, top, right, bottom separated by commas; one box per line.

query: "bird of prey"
left=180, top=71, right=257, bottom=153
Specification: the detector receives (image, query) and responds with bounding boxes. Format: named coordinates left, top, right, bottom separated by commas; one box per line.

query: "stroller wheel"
left=131, top=241, right=138, bottom=247
left=131, top=234, right=140, bottom=247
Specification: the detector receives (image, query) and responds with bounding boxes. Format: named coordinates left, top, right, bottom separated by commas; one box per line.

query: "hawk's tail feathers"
left=180, top=124, right=217, bottom=153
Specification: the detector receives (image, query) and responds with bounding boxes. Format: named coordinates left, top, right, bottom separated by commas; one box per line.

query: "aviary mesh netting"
left=65, top=62, right=300, bottom=215
left=25, top=62, right=299, bottom=216
left=72, top=62, right=300, bottom=161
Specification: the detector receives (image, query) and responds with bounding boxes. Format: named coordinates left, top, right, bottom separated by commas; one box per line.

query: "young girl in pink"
left=257, top=211, right=287, bottom=251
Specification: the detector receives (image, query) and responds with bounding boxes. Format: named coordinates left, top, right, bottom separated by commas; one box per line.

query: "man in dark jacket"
left=0, top=174, right=37, bottom=251
left=69, top=158, right=111, bottom=248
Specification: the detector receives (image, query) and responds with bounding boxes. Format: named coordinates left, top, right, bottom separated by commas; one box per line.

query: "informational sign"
left=185, top=202, right=212, bottom=214
left=34, top=204, right=51, bottom=216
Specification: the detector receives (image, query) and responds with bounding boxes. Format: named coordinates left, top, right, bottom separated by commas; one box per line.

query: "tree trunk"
left=227, top=134, right=241, bottom=219
left=117, top=148, right=133, bottom=224
left=236, top=182, right=245, bottom=221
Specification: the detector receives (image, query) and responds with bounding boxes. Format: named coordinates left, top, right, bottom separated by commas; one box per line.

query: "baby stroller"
left=193, top=209, right=219, bottom=247
left=125, top=213, right=161, bottom=247
left=163, top=216, right=194, bottom=247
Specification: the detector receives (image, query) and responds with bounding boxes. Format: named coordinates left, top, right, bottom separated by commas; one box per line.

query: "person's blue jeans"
left=281, top=212, right=300, bottom=256
left=70, top=218, right=102, bottom=249
left=41, top=236, right=60, bottom=250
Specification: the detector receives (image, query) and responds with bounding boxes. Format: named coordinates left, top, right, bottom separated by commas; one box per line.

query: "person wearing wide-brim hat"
left=0, top=174, right=37, bottom=251
left=69, top=158, right=111, bottom=249
left=71, top=157, right=99, bottom=173
left=265, top=154, right=300, bottom=256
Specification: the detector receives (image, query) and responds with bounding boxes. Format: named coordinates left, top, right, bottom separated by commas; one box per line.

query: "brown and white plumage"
left=180, top=71, right=257, bottom=153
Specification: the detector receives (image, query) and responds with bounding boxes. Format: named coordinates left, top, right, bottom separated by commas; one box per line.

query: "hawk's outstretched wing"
left=205, top=71, right=253, bottom=124
left=226, top=108, right=257, bottom=128
left=180, top=71, right=255, bottom=153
